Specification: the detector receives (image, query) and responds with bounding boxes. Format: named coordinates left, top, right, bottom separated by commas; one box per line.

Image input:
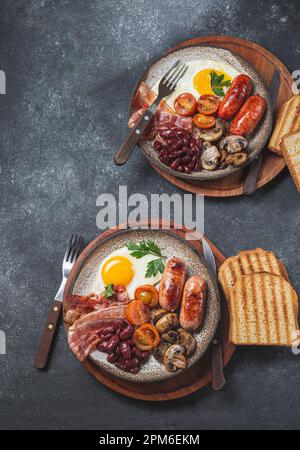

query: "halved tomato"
left=134, top=285, right=159, bottom=308
left=174, top=93, right=197, bottom=116
left=125, top=299, right=151, bottom=326
left=193, top=114, right=216, bottom=129
left=197, top=95, right=220, bottom=115
left=133, top=323, right=160, bottom=351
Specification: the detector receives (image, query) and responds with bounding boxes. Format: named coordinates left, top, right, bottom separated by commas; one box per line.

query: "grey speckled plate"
left=134, top=46, right=272, bottom=181
left=71, top=229, right=220, bottom=383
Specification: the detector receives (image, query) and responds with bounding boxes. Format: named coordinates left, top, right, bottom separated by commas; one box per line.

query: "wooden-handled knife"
left=243, top=69, right=281, bottom=195
left=202, top=237, right=225, bottom=390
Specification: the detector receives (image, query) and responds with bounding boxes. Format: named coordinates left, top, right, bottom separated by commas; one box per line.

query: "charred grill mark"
left=241, top=278, right=249, bottom=343
left=281, top=280, right=290, bottom=344
left=271, top=275, right=280, bottom=344
left=250, top=274, right=261, bottom=344
left=255, top=251, right=263, bottom=273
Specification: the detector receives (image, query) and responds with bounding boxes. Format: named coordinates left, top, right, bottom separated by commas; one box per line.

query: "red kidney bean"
left=183, top=165, right=191, bottom=173
left=102, top=333, right=114, bottom=342
left=115, top=343, right=121, bottom=355
left=130, top=367, right=140, bottom=374
left=153, top=141, right=162, bottom=151
left=132, top=347, right=143, bottom=359
left=166, top=155, right=176, bottom=164
left=167, top=138, right=177, bottom=146
left=172, top=141, right=184, bottom=151
left=126, top=339, right=134, bottom=347
left=120, top=320, right=129, bottom=329
left=170, top=150, right=184, bottom=158
left=159, top=129, right=174, bottom=138
left=106, top=334, right=119, bottom=352
left=98, top=341, right=110, bottom=353
left=107, top=352, right=118, bottom=364
left=140, top=351, right=149, bottom=362
left=119, top=342, right=132, bottom=360
left=124, top=358, right=140, bottom=369
left=194, top=161, right=201, bottom=171
left=115, top=362, right=127, bottom=370
left=101, top=326, right=116, bottom=336
left=181, top=155, right=191, bottom=163
left=170, top=157, right=181, bottom=170
left=119, top=324, right=134, bottom=340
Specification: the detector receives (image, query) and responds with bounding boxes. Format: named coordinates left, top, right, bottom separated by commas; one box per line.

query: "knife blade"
left=243, top=69, right=281, bottom=195
left=202, top=237, right=225, bottom=390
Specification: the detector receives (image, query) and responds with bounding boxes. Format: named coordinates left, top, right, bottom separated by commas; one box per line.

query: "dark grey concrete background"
left=0, top=0, right=299, bottom=430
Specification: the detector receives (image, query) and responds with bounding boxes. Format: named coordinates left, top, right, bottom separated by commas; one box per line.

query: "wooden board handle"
left=34, top=300, right=62, bottom=370
left=115, top=109, right=154, bottom=165
left=211, top=328, right=225, bottom=390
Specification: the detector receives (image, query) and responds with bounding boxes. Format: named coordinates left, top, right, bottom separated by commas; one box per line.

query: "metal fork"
left=35, top=233, right=84, bottom=369
left=114, top=60, right=188, bottom=165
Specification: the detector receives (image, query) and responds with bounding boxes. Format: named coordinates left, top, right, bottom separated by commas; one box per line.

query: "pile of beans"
left=98, top=320, right=149, bottom=374
left=154, top=128, right=203, bottom=173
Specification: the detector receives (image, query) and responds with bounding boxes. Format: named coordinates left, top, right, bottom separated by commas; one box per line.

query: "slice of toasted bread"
left=218, top=248, right=285, bottom=299
left=227, top=273, right=299, bottom=346
left=268, top=94, right=300, bottom=155
left=281, top=131, right=300, bottom=192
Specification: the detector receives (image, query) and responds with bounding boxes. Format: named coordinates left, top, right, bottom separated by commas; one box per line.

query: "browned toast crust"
left=281, top=131, right=300, bottom=192
left=268, top=95, right=300, bottom=155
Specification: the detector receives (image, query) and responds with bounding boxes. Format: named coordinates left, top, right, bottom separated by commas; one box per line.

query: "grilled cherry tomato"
left=174, top=93, right=197, bottom=116
left=125, top=300, right=151, bottom=326
left=133, top=323, right=160, bottom=351
left=193, top=114, right=216, bottom=129
left=134, top=285, right=159, bottom=308
left=197, top=95, right=220, bottom=115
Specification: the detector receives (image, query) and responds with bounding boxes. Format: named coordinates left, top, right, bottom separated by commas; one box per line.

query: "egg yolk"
left=193, top=68, right=232, bottom=96
left=101, top=256, right=134, bottom=286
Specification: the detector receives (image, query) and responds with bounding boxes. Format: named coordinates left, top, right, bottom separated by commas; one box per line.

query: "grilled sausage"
left=230, top=94, right=266, bottom=136
left=159, top=257, right=186, bottom=311
left=218, top=74, right=252, bottom=120
left=179, top=275, right=206, bottom=332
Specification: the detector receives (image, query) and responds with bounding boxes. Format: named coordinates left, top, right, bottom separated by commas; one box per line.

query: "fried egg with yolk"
left=91, top=247, right=162, bottom=299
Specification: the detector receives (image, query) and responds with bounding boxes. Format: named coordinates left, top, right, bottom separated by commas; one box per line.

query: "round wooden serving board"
left=64, top=224, right=234, bottom=401
left=145, top=36, right=293, bottom=197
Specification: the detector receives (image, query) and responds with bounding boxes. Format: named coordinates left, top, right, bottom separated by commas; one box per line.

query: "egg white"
left=152, top=59, right=240, bottom=111
left=91, top=247, right=162, bottom=299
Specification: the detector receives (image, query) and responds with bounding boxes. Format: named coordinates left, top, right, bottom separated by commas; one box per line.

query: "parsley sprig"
left=210, top=70, right=232, bottom=97
left=104, top=283, right=115, bottom=299
left=126, top=240, right=166, bottom=278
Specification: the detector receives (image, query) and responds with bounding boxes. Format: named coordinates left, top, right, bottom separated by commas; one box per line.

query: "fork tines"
left=65, top=233, right=84, bottom=263
left=162, top=60, right=188, bottom=89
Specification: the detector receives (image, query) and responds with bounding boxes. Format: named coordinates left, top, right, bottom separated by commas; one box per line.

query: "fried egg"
left=92, top=247, right=162, bottom=298
left=152, top=59, right=240, bottom=111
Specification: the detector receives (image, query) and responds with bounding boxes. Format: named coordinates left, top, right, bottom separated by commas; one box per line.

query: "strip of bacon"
left=64, top=285, right=130, bottom=325
left=131, top=81, right=157, bottom=111
left=65, top=294, right=101, bottom=314
left=67, top=304, right=127, bottom=361
left=68, top=319, right=124, bottom=362
left=128, top=82, right=193, bottom=140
